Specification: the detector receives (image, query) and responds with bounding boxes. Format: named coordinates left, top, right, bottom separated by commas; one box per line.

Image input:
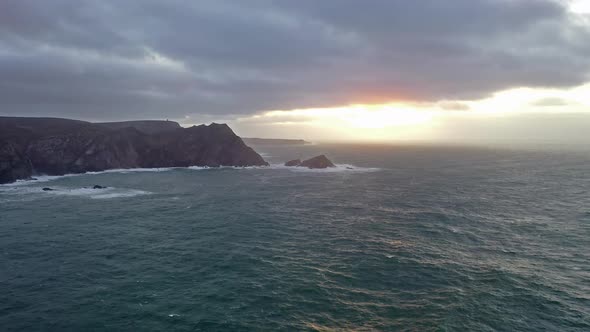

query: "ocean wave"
left=88, top=167, right=177, bottom=174
left=186, top=164, right=381, bottom=173
left=0, top=185, right=150, bottom=200
left=187, top=166, right=215, bottom=170
left=265, top=163, right=382, bottom=173
left=42, top=187, right=151, bottom=199
left=0, top=163, right=380, bottom=188
left=1, top=173, right=84, bottom=187
left=206, top=164, right=381, bottom=173
left=0, top=168, right=178, bottom=187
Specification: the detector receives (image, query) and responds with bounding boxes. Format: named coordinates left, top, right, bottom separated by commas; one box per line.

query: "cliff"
left=97, top=120, right=181, bottom=134
left=0, top=117, right=268, bottom=184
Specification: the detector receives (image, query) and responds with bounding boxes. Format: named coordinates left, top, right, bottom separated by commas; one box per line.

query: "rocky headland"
left=0, top=117, right=268, bottom=184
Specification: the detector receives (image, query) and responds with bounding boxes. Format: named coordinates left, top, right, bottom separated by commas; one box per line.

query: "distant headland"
left=0, top=117, right=268, bottom=184
left=242, top=138, right=311, bottom=146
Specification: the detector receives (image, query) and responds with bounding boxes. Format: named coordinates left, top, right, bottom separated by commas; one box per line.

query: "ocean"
left=1, top=143, right=589, bottom=331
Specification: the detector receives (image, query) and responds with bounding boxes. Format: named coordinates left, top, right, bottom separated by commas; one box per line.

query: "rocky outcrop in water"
left=300, top=155, right=335, bottom=169
left=284, top=155, right=335, bottom=169
left=0, top=117, right=268, bottom=184
left=284, top=159, right=302, bottom=167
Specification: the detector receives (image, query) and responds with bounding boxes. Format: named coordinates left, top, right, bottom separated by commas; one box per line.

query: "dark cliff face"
left=0, top=141, right=33, bottom=184
left=0, top=122, right=34, bottom=183
left=0, top=117, right=268, bottom=184
left=140, top=123, right=268, bottom=168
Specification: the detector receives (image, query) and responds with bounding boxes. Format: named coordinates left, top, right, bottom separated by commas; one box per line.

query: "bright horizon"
left=224, top=83, right=590, bottom=144
left=169, top=1, right=589, bottom=144
left=1, top=0, right=590, bottom=144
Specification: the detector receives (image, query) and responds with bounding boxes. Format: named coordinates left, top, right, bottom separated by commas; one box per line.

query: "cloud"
left=530, top=97, right=572, bottom=107
left=0, top=0, right=589, bottom=121
left=437, top=101, right=471, bottom=111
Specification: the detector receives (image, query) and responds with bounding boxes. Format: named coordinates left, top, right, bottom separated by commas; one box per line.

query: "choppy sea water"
left=1, top=143, right=589, bottom=331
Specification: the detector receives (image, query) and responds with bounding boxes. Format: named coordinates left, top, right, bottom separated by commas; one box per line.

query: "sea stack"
left=285, top=155, right=335, bottom=169
left=284, top=159, right=302, bottom=167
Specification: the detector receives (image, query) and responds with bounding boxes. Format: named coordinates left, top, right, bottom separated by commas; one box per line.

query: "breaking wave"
left=0, top=168, right=177, bottom=187
left=43, top=187, right=151, bottom=199
left=1, top=163, right=380, bottom=189
left=0, top=185, right=151, bottom=200
left=188, top=164, right=382, bottom=173
left=251, top=164, right=382, bottom=173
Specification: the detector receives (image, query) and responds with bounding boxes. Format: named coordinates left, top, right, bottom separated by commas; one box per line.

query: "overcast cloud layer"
left=1, top=0, right=589, bottom=121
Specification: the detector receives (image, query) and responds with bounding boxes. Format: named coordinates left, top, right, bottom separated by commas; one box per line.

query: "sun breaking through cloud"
left=1, top=0, right=590, bottom=142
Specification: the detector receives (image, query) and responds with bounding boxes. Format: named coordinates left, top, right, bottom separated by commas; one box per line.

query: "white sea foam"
left=0, top=163, right=379, bottom=188
left=0, top=168, right=178, bottom=187
left=187, top=166, right=212, bottom=170
left=187, top=165, right=261, bottom=171
left=90, top=190, right=151, bottom=199
left=186, top=164, right=381, bottom=173
left=265, top=164, right=381, bottom=173
left=0, top=185, right=150, bottom=200
left=1, top=173, right=84, bottom=187
left=43, top=187, right=151, bottom=199
left=87, top=167, right=177, bottom=174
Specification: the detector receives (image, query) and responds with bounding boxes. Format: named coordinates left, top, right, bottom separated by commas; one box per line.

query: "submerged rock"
left=284, top=159, right=301, bottom=167
left=299, top=155, right=336, bottom=169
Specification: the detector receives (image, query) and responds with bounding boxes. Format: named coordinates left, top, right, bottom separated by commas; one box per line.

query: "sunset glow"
left=570, top=0, right=590, bottom=14
left=3, top=0, right=590, bottom=144
left=255, top=104, right=435, bottom=129
left=234, top=84, right=590, bottom=142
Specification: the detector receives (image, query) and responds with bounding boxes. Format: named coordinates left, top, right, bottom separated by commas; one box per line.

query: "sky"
left=1, top=0, right=589, bottom=143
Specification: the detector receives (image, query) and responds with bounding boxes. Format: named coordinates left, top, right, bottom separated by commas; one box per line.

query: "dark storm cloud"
left=0, top=0, right=589, bottom=121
